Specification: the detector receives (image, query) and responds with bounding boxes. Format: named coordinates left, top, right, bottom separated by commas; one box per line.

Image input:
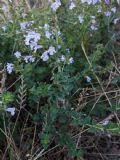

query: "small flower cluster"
left=6, top=51, right=36, bottom=74
left=20, top=21, right=34, bottom=30
left=69, top=0, right=76, bottom=10
left=41, top=46, right=56, bottom=61
left=81, top=0, right=116, bottom=17
left=90, top=16, right=98, bottom=31
left=85, top=76, right=92, bottom=83
left=5, top=107, right=15, bottom=116
left=14, top=51, right=35, bottom=63
left=6, top=63, right=14, bottom=74
left=114, top=18, right=120, bottom=25
left=24, top=31, right=43, bottom=52
left=50, top=0, right=61, bottom=12
left=44, top=24, right=52, bottom=39
left=76, top=0, right=117, bottom=32
left=5, top=0, right=118, bottom=76
left=97, top=0, right=114, bottom=4
left=14, top=51, right=21, bottom=58
left=57, top=55, right=74, bottom=65
left=81, top=0, right=101, bottom=5
left=1, top=4, right=9, bottom=13
left=104, top=6, right=116, bottom=17
left=24, top=55, right=35, bottom=63
left=78, top=15, right=84, bottom=24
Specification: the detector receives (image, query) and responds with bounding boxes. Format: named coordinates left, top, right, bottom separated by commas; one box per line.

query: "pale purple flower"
left=117, top=0, right=120, bottom=4
left=45, top=31, right=52, bottom=39
left=41, top=51, right=49, bottom=61
left=51, top=0, right=61, bottom=12
left=101, top=120, right=109, bottom=126
left=1, top=26, right=7, bottom=31
left=104, top=0, right=110, bottom=4
left=44, top=24, right=52, bottom=39
left=91, top=16, right=96, bottom=19
left=111, top=7, right=116, bottom=13
left=81, top=0, right=100, bottom=5
left=29, top=56, right=35, bottom=62
left=78, top=15, right=84, bottom=23
left=97, top=5, right=102, bottom=13
left=2, top=5, right=9, bottom=12
left=92, top=0, right=100, bottom=4
left=14, top=51, right=21, bottom=58
left=69, top=1, right=76, bottom=10
left=24, top=55, right=35, bottom=63
left=24, top=31, right=41, bottom=52
left=6, top=63, right=14, bottom=74
left=20, top=21, right=34, bottom=30
left=20, top=22, right=28, bottom=30
left=57, top=45, right=61, bottom=49
left=24, top=31, right=40, bottom=46
left=104, top=11, right=111, bottom=17
left=60, top=55, right=65, bottom=61
left=114, top=18, right=119, bottom=24
left=5, top=107, right=15, bottom=116
left=16, top=30, right=21, bottom=34
left=91, top=25, right=98, bottom=31
left=66, top=48, right=70, bottom=53
left=85, top=76, right=91, bottom=83
left=48, top=46, right=56, bottom=55
left=90, top=16, right=98, bottom=30
left=44, top=24, right=49, bottom=30
left=29, top=41, right=43, bottom=52
left=41, top=46, right=56, bottom=61
left=34, top=44, right=43, bottom=53
left=58, top=31, right=61, bottom=36
left=68, top=57, right=74, bottom=64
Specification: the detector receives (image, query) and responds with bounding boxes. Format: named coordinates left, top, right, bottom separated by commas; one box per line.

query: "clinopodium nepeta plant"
left=0, top=0, right=120, bottom=159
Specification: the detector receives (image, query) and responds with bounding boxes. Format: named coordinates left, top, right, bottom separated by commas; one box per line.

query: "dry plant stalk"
left=0, top=63, right=6, bottom=109
left=76, top=87, right=89, bottom=111
left=16, top=75, right=27, bottom=109
left=0, top=63, right=6, bottom=94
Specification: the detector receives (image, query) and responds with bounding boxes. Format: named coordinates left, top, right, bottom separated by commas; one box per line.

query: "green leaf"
left=2, top=91, right=14, bottom=105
